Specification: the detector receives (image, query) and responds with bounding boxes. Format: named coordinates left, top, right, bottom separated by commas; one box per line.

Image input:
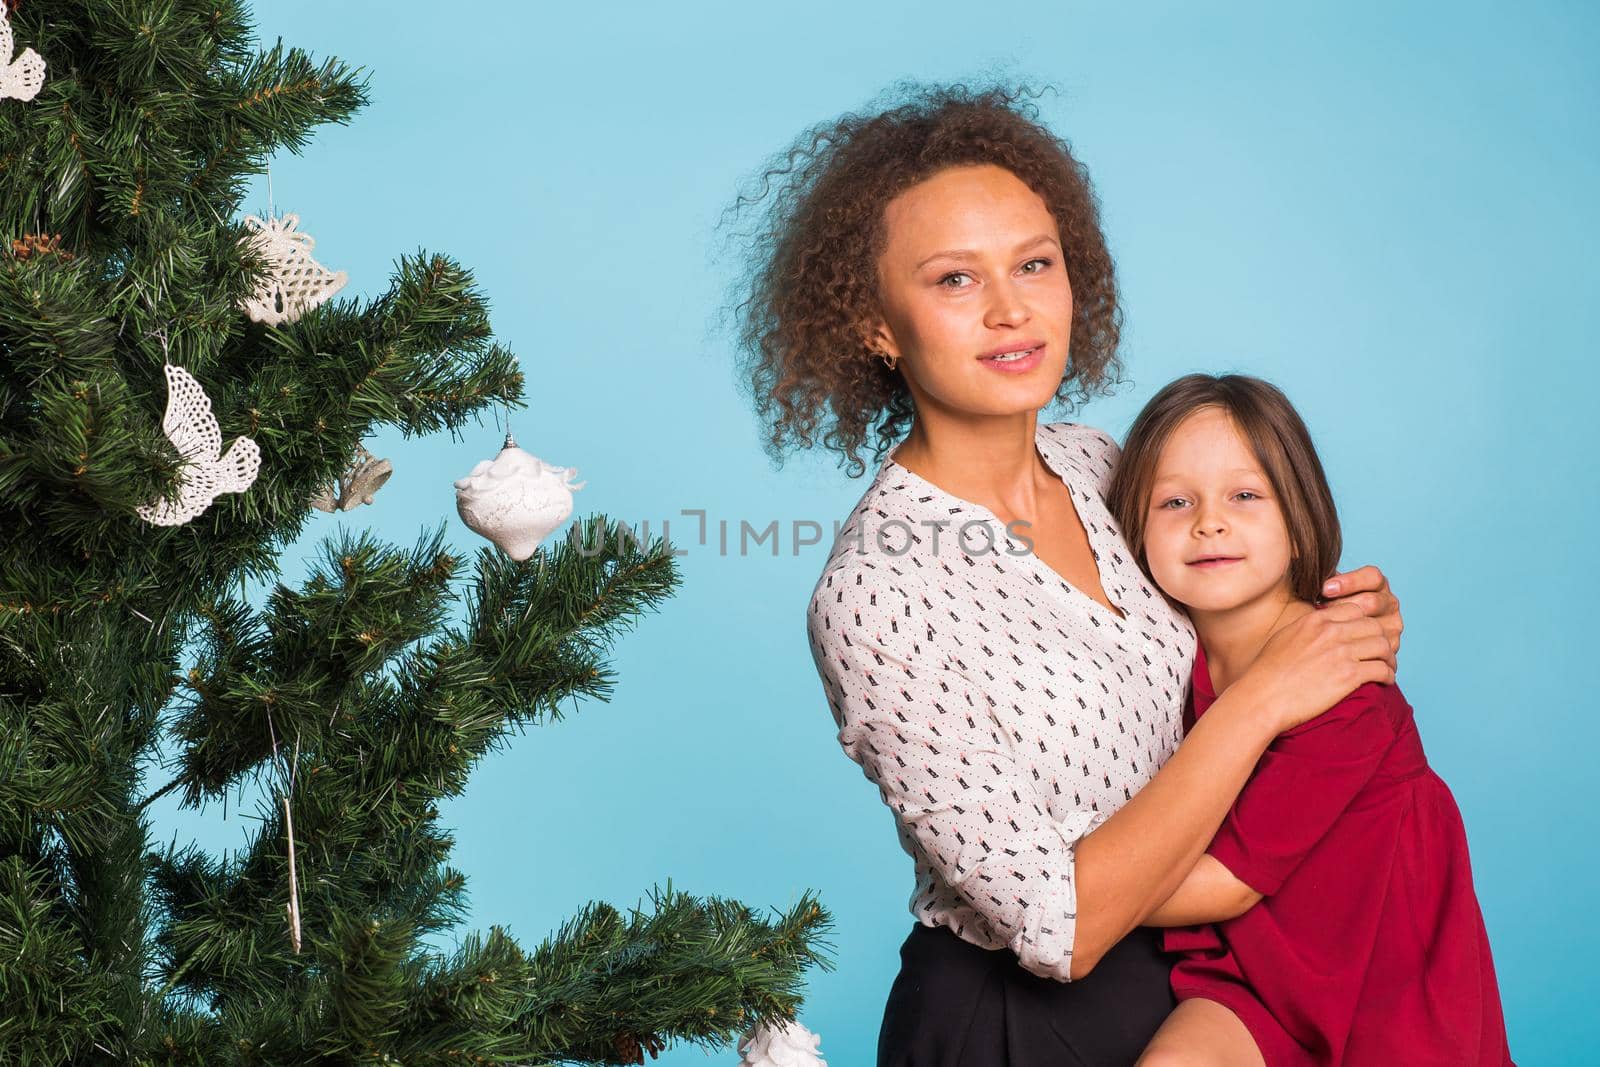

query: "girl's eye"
left=1235, top=491, right=1260, bottom=501
left=1157, top=497, right=1188, bottom=510
left=938, top=272, right=972, bottom=289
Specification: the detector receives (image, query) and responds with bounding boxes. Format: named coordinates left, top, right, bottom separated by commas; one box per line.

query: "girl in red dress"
left=1103, top=373, right=1514, bottom=1066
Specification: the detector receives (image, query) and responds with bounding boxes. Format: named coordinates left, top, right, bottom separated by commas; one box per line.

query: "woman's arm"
left=1143, top=856, right=1261, bottom=927
left=1067, top=595, right=1395, bottom=979
left=809, top=566, right=1111, bottom=983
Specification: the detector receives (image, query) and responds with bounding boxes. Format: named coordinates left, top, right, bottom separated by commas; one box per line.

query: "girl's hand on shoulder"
left=1321, top=563, right=1403, bottom=664
left=1240, top=600, right=1397, bottom=734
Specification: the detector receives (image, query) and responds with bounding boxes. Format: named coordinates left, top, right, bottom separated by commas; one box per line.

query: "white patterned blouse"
left=805, top=420, right=1198, bottom=982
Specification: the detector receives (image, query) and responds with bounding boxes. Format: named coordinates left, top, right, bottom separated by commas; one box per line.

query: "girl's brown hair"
left=718, top=78, right=1124, bottom=477
left=1104, top=373, right=1342, bottom=604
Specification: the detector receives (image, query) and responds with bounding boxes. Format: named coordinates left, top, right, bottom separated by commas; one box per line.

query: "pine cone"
left=10, top=233, right=73, bottom=261
left=611, top=1031, right=665, bottom=1065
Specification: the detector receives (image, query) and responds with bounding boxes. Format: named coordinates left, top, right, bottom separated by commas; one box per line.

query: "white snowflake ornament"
left=735, top=1018, right=826, bottom=1067
left=0, top=3, right=45, bottom=102
left=237, top=212, right=348, bottom=326
left=453, top=432, right=584, bottom=560
left=136, top=363, right=261, bottom=526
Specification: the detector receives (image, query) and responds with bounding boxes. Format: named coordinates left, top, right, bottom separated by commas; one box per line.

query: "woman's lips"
left=978, top=343, right=1044, bottom=374
left=1187, top=556, right=1244, bottom=569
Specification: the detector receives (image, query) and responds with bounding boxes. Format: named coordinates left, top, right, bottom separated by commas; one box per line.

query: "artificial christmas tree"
left=0, top=2, right=833, bottom=1062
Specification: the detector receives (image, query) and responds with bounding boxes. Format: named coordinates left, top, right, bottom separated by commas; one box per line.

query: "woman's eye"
left=1020, top=257, right=1052, bottom=274
left=1234, top=491, right=1259, bottom=501
left=938, top=272, right=972, bottom=289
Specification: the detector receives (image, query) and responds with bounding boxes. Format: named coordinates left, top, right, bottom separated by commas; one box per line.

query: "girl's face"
left=871, top=163, right=1073, bottom=417
left=1142, top=406, right=1296, bottom=616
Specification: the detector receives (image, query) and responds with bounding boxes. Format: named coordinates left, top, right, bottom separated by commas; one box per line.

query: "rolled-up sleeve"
left=806, top=563, right=1106, bottom=982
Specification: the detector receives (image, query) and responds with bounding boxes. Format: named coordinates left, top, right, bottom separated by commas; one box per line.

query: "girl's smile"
left=1142, top=406, right=1295, bottom=619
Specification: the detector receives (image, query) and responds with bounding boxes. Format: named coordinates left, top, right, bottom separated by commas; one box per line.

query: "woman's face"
left=871, top=163, right=1073, bottom=417
left=1141, top=406, right=1296, bottom=616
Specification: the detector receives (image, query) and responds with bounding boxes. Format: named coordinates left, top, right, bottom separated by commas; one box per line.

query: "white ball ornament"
left=735, top=1018, right=827, bottom=1067
left=453, top=431, right=584, bottom=560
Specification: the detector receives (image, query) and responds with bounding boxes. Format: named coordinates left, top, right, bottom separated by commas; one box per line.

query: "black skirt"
left=877, top=921, right=1177, bottom=1067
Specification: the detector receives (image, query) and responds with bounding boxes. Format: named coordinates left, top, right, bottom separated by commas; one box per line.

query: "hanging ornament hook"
left=264, top=706, right=303, bottom=954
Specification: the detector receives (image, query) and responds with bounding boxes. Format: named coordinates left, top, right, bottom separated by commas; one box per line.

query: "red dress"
left=1163, top=646, right=1515, bottom=1066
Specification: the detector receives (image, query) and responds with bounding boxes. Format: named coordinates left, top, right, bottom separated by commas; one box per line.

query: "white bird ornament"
left=135, top=363, right=262, bottom=526
left=0, top=4, right=45, bottom=103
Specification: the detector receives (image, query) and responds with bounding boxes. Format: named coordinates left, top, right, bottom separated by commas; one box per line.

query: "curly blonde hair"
left=720, top=78, right=1125, bottom=478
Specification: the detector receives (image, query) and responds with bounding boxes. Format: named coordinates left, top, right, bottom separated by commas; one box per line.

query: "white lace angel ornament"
left=135, top=361, right=262, bottom=526
left=0, top=3, right=45, bottom=103
left=237, top=213, right=348, bottom=326
left=453, top=431, right=583, bottom=560
left=735, top=1018, right=827, bottom=1067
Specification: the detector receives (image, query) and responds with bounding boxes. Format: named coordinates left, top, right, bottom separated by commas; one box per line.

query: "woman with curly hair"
left=723, top=81, right=1404, bottom=1064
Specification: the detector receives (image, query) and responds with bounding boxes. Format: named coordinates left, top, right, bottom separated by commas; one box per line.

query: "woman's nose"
left=983, top=279, right=1030, bottom=328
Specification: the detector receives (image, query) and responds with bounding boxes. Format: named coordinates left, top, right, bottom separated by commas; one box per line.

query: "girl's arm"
left=1144, top=856, right=1262, bottom=927
left=1067, top=591, right=1395, bottom=979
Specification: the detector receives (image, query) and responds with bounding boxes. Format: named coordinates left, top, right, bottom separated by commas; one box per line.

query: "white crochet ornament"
left=735, top=1018, right=827, bottom=1067
left=453, top=432, right=583, bottom=560
left=0, top=4, right=44, bottom=102
left=237, top=212, right=348, bottom=326
left=136, top=363, right=262, bottom=526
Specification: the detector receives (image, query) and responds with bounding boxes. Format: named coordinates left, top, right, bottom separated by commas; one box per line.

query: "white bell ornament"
left=237, top=212, right=347, bottom=326
left=310, top=444, right=392, bottom=512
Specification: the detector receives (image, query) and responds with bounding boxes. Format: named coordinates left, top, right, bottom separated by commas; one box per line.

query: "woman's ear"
left=858, top=318, right=903, bottom=371
left=871, top=319, right=900, bottom=363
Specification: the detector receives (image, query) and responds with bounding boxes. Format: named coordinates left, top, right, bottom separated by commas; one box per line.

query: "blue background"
left=145, top=1, right=1597, bottom=1061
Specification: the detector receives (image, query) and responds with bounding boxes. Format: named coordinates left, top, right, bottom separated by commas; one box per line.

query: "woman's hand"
left=1237, top=600, right=1396, bottom=734
left=1321, top=563, right=1403, bottom=664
